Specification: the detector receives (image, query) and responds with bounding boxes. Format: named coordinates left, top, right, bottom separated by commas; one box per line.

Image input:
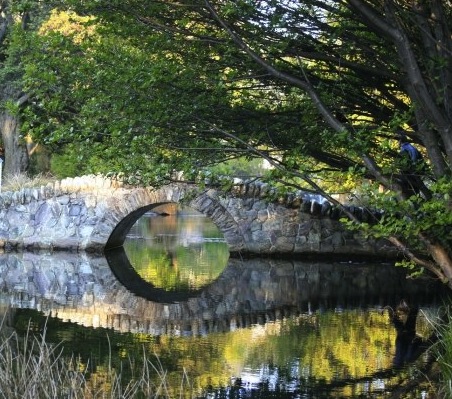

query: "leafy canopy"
left=18, top=1, right=452, bottom=286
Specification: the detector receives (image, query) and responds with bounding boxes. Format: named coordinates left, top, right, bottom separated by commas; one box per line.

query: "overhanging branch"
left=204, top=0, right=347, bottom=134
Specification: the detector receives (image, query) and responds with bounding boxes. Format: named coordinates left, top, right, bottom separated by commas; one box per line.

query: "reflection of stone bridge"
left=0, top=175, right=394, bottom=257
left=0, top=252, right=445, bottom=335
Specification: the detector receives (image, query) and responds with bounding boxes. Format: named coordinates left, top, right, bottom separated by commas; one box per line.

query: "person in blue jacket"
left=398, top=134, right=431, bottom=199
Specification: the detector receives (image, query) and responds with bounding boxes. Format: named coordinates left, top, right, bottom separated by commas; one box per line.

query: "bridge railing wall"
left=0, top=175, right=123, bottom=207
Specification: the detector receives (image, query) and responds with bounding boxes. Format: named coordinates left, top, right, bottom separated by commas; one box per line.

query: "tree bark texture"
left=0, top=110, right=29, bottom=179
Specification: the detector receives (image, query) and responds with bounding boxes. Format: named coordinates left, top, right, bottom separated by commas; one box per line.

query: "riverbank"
left=0, top=318, right=180, bottom=398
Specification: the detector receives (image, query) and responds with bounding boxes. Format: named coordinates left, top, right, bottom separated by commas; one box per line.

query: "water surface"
left=0, top=208, right=448, bottom=398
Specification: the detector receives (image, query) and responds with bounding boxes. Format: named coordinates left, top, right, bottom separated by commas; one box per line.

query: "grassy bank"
left=0, top=321, right=189, bottom=399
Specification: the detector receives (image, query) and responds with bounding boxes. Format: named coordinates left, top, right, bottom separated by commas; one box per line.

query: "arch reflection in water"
left=122, top=206, right=229, bottom=293
left=0, top=251, right=449, bottom=397
left=0, top=252, right=447, bottom=336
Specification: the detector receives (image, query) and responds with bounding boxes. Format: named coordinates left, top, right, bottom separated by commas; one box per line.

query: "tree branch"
left=16, top=93, right=29, bottom=107
left=347, top=0, right=399, bottom=39
left=204, top=0, right=347, bottom=134
left=348, top=0, right=452, bottom=164
left=387, top=236, right=449, bottom=285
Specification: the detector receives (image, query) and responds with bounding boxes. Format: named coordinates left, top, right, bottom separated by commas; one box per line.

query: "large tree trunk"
left=0, top=5, right=33, bottom=182
left=0, top=110, right=29, bottom=179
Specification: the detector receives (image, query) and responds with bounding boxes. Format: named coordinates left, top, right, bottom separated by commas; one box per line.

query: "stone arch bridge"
left=0, top=175, right=394, bottom=257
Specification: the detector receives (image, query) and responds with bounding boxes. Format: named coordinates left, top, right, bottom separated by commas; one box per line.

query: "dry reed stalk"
left=0, top=317, right=187, bottom=399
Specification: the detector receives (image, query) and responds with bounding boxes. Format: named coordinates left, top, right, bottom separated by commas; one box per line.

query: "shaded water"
left=0, top=208, right=449, bottom=397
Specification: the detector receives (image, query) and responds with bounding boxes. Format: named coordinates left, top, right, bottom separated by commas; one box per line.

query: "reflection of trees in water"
left=11, top=305, right=437, bottom=399
left=384, top=300, right=438, bottom=369
left=124, top=211, right=229, bottom=291
left=178, top=307, right=437, bottom=398
left=2, top=252, right=445, bottom=398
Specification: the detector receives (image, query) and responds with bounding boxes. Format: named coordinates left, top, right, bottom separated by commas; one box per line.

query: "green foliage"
left=207, top=157, right=269, bottom=178
left=10, top=1, right=452, bottom=281
left=49, top=144, right=84, bottom=178
left=395, top=259, right=424, bottom=279
left=20, top=6, right=348, bottom=187
left=2, top=100, right=21, bottom=116
left=341, top=177, right=452, bottom=279
left=386, top=181, right=451, bottom=242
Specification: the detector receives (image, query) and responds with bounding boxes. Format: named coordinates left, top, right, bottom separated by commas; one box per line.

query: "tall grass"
left=2, top=173, right=54, bottom=193
left=434, top=313, right=452, bottom=398
left=0, top=320, right=190, bottom=399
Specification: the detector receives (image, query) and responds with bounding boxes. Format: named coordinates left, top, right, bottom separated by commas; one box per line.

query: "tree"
left=0, top=0, right=28, bottom=178
left=0, top=0, right=55, bottom=179
left=21, top=1, right=452, bottom=287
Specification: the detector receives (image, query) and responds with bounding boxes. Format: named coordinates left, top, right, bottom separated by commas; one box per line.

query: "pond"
left=0, top=206, right=449, bottom=398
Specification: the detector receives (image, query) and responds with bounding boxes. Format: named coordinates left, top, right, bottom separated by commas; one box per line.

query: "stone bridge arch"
left=104, top=184, right=245, bottom=252
left=0, top=176, right=245, bottom=253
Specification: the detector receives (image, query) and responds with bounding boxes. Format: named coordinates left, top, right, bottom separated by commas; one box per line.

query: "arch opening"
left=105, top=204, right=230, bottom=298
left=105, top=202, right=177, bottom=250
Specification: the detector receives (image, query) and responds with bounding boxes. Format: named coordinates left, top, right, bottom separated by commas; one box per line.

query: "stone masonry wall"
left=192, top=188, right=396, bottom=258
left=0, top=175, right=123, bottom=251
left=0, top=175, right=397, bottom=258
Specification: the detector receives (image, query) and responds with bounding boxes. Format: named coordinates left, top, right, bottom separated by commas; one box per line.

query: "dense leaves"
left=14, top=1, right=452, bottom=286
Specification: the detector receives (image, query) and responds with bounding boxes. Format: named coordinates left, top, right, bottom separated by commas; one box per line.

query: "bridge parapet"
left=0, top=175, right=122, bottom=206
left=0, top=175, right=373, bottom=222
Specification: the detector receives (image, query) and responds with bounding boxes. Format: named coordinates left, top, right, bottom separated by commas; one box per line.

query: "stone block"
left=248, top=220, right=262, bottom=232
left=332, top=232, right=344, bottom=247
left=69, top=205, right=82, bottom=216
left=282, top=223, right=298, bottom=237
left=256, top=209, right=269, bottom=222
left=275, top=236, right=295, bottom=252
left=262, top=218, right=282, bottom=231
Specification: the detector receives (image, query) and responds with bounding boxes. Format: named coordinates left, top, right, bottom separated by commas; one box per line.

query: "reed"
left=431, top=307, right=452, bottom=399
left=0, top=321, right=187, bottom=399
left=2, top=173, right=54, bottom=192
